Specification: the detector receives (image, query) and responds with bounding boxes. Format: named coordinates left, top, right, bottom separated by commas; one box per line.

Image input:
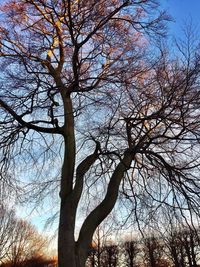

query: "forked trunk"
left=58, top=243, right=87, bottom=267
left=58, top=148, right=133, bottom=266
left=58, top=232, right=88, bottom=267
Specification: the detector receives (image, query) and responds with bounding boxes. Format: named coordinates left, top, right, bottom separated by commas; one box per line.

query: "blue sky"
left=163, top=0, right=200, bottom=36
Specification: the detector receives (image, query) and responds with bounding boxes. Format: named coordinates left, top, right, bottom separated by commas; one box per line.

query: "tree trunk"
left=58, top=91, right=80, bottom=266
left=58, top=200, right=76, bottom=266
left=58, top=184, right=91, bottom=267
left=58, top=129, right=132, bottom=267
left=58, top=201, right=89, bottom=267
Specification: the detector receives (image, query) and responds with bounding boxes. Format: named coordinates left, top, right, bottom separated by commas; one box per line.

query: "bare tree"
left=182, top=228, right=199, bottom=267
left=163, top=219, right=200, bottom=267
left=0, top=0, right=200, bottom=266
left=142, top=234, right=164, bottom=267
left=87, top=224, right=112, bottom=267
left=123, top=238, right=139, bottom=267
left=5, top=219, right=48, bottom=267
left=100, top=243, right=119, bottom=267
left=19, top=255, right=57, bottom=267
left=144, top=204, right=200, bottom=267
left=0, top=206, right=49, bottom=267
left=0, top=205, right=16, bottom=264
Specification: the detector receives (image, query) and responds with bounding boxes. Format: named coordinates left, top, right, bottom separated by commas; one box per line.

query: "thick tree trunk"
left=58, top=200, right=76, bottom=267
left=57, top=90, right=133, bottom=266
left=58, top=199, right=89, bottom=267
left=58, top=91, right=80, bottom=266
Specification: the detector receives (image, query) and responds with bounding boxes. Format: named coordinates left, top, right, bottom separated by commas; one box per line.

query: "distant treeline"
left=0, top=256, right=57, bottom=267
left=86, top=226, right=200, bottom=267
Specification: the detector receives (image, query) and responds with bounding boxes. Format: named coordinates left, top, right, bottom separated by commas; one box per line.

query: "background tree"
left=87, top=227, right=108, bottom=267
left=162, top=216, right=200, bottom=267
left=20, top=255, right=57, bottom=267
left=182, top=228, right=199, bottom=267
left=0, top=1, right=200, bottom=267
left=0, top=205, right=16, bottom=264
left=100, top=243, right=119, bottom=267
left=86, top=214, right=118, bottom=267
left=0, top=205, right=50, bottom=267
left=142, top=234, right=164, bottom=267
left=4, top=219, right=48, bottom=267
left=123, top=238, right=139, bottom=267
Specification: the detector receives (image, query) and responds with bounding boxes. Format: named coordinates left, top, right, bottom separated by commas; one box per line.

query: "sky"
left=163, top=0, right=200, bottom=37
left=10, top=0, right=200, bottom=238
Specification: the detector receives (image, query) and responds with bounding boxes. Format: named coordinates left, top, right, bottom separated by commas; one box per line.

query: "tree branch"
left=72, top=142, right=100, bottom=206
left=76, top=150, right=133, bottom=252
left=0, top=98, right=60, bottom=134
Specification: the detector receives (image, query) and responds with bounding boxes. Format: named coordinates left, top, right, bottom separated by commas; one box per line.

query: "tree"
left=86, top=214, right=117, bottom=267
left=18, top=255, right=57, bottom=267
left=0, top=0, right=200, bottom=266
left=181, top=228, right=199, bottom=267
left=142, top=234, right=168, bottom=267
left=123, top=239, right=139, bottom=267
left=3, top=219, right=48, bottom=267
left=1, top=256, right=57, bottom=267
left=100, top=243, right=119, bottom=267
left=0, top=205, right=49, bottom=267
left=87, top=227, right=108, bottom=267
left=163, top=220, right=200, bottom=267
left=145, top=205, right=200, bottom=267
left=0, top=205, right=16, bottom=264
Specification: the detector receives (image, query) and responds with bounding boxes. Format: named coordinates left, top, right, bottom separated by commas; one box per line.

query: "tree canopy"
left=0, top=1, right=200, bottom=266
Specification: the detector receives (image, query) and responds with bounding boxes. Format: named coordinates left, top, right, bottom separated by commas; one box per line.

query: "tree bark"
left=58, top=92, right=78, bottom=267
left=58, top=150, right=133, bottom=266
